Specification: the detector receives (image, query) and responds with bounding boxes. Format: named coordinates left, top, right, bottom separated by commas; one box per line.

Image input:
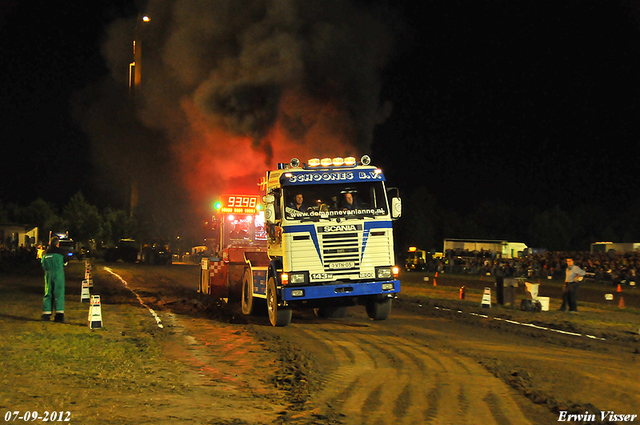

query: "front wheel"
left=267, top=276, right=292, bottom=327
left=366, top=298, right=392, bottom=321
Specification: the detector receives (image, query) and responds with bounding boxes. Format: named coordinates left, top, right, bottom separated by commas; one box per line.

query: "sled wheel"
left=267, top=276, right=292, bottom=327
left=366, top=298, right=392, bottom=321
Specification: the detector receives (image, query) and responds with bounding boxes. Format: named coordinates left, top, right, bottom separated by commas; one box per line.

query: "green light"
left=214, top=201, right=222, bottom=210
left=257, top=204, right=262, bottom=211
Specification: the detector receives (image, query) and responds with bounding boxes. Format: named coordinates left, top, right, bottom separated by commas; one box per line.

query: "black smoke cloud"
left=74, top=0, right=398, bottom=237
left=136, top=0, right=395, bottom=149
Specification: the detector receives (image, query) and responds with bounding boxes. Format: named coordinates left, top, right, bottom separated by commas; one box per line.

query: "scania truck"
left=201, top=155, right=401, bottom=326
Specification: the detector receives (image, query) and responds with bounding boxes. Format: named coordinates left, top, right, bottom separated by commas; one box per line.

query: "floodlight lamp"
left=361, top=155, right=371, bottom=165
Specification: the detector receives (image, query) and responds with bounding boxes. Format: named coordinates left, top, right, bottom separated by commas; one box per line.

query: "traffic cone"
left=617, top=284, right=622, bottom=293
left=619, top=297, right=625, bottom=309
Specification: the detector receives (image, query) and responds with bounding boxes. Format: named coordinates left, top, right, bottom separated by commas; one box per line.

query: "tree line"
left=397, top=186, right=640, bottom=253
left=0, top=192, right=167, bottom=250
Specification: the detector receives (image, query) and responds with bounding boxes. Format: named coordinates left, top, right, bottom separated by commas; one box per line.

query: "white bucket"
left=525, top=282, right=539, bottom=299
left=538, top=296, right=550, bottom=311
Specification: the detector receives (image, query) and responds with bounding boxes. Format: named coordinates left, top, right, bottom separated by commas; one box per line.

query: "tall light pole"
left=129, top=14, right=149, bottom=97
left=127, top=13, right=150, bottom=217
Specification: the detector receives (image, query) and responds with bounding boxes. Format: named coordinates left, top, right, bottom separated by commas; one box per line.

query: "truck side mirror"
left=387, top=187, right=401, bottom=220
left=264, top=194, right=276, bottom=224
left=391, top=197, right=402, bottom=220
left=265, top=204, right=276, bottom=224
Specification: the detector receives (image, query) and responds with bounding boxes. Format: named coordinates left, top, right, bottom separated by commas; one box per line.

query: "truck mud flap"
left=200, top=258, right=211, bottom=294
left=209, top=260, right=229, bottom=299
left=250, top=268, right=268, bottom=297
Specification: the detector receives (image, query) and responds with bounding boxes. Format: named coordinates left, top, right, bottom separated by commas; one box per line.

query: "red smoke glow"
left=177, top=88, right=358, bottom=217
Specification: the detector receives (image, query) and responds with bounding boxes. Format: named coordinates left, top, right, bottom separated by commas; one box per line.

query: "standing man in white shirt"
left=560, top=257, right=585, bottom=312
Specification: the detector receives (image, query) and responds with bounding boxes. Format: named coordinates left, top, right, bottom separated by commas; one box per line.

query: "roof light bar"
left=304, top=155, right=371, bottom=167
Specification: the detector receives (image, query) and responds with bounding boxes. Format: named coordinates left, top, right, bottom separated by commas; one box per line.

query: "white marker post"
left=481, top=286, right=492, bottom=308
left=84, top=261, right=93, bottom=286
left=88, top=295, right=103, bottom=329
left=81, top=279, right=91, bottom=302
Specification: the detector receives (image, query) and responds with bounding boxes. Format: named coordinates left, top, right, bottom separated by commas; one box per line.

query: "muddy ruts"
left=286, top=325, right=532, bottom=425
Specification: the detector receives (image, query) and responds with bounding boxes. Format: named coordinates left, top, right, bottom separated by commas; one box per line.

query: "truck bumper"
left=281, top=279, right=400, bottom=302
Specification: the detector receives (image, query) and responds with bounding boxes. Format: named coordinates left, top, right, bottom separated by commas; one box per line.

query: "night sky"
left=2, top=1, right=640, bottom=222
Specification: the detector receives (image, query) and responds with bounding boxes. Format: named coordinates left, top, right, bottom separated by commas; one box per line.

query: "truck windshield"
left=284, top=182, right=388, bottom=221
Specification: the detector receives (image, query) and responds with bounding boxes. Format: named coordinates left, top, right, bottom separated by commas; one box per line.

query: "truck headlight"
left=376, top=267, right=392, bottom=279
left=289, top=273, right=306, bottom=284
left=382, top=283, right=395, bottom=291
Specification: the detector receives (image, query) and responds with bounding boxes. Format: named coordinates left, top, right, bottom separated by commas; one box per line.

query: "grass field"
left=0, top=265, right=185, bottom=419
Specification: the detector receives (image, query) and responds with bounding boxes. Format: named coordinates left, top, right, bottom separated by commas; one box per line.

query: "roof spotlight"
left=320, top=157, right=332, bottom=166
left=290, top=158, right=300, bottom=168
left=361, top=155, right=371, bottom=166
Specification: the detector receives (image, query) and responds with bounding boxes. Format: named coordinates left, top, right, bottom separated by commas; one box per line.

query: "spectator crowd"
left=429, top=249, right=638, bottom=286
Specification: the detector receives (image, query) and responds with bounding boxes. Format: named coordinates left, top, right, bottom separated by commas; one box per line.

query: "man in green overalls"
left=41, top=237, right=66, bottom=322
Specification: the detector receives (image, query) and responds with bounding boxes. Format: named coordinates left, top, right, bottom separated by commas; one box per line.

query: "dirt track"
left=3, top=261, right=638, bottom=424
left=98, top=262, right=639, bottom=424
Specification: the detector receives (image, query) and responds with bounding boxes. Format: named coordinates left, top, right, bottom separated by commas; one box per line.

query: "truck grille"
left=321, top=232, right=360, bottom=276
